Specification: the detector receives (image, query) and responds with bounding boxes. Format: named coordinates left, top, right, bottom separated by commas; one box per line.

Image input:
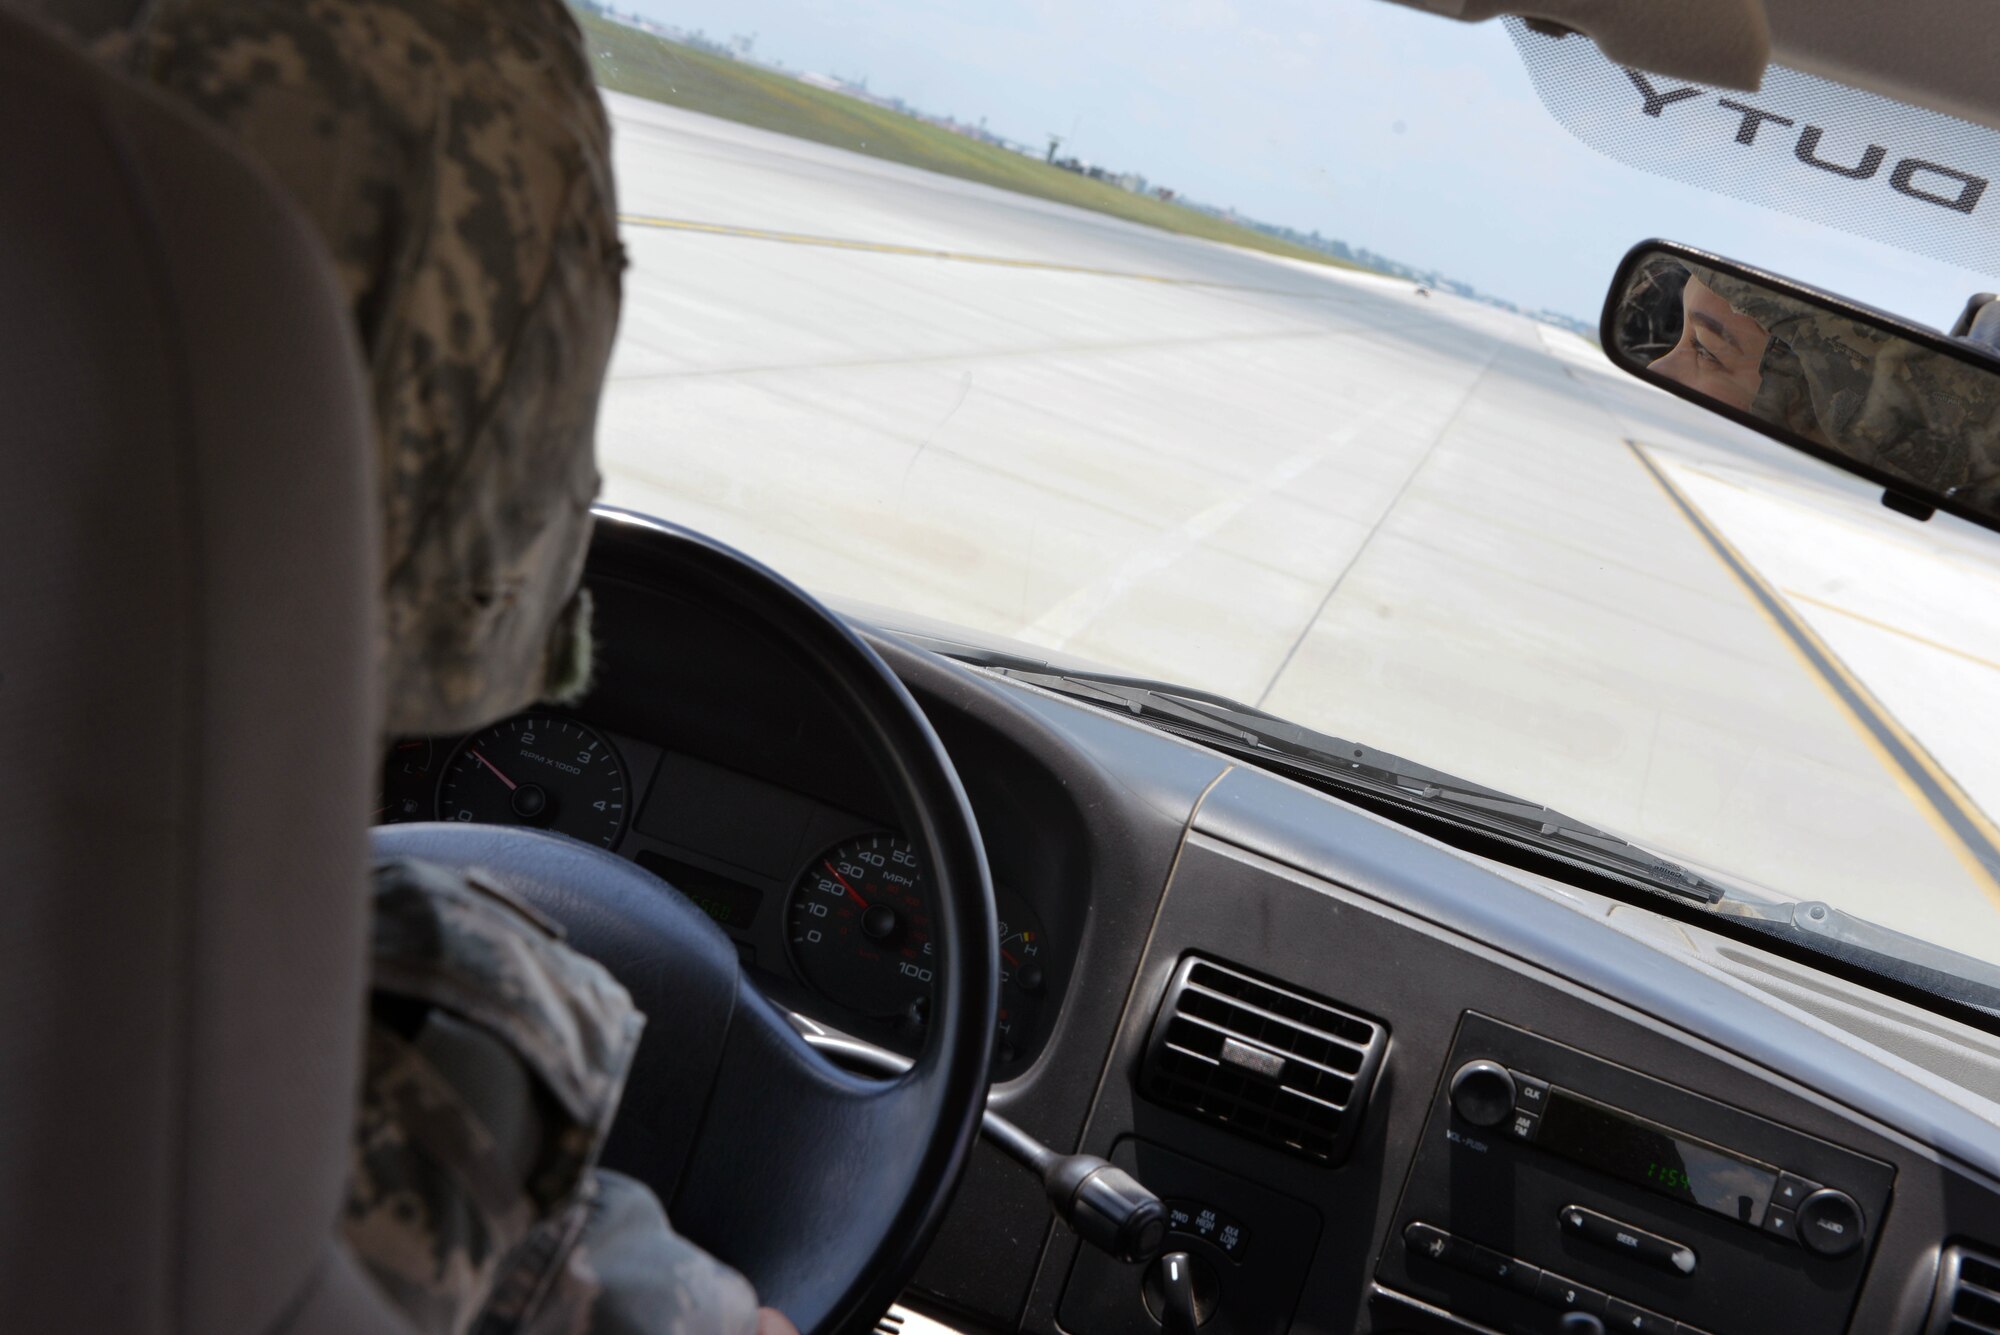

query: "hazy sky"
left=627, top=0, right=1997, bottom=327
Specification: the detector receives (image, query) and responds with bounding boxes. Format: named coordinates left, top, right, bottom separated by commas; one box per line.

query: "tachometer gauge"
left=786, top=833, right=1050, bottom=1059
left=436, top=714, right=629, bottom=848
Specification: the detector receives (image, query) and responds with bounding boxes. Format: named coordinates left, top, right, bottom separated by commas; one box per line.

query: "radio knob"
left=1449, top=1060, right=1517, bottom=1128
left=1796, top=1188, right=1864, bottom=1258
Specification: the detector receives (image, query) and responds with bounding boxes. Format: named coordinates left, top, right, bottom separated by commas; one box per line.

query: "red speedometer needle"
left=824, top=862, right=870, bottom=910
left=469, top=748, right=517, bottom=791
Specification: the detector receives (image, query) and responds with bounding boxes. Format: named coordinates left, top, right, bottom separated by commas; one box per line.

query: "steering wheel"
left=373, top=512, right=999, bottom=1335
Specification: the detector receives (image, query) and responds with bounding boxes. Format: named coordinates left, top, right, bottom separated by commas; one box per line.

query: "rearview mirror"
left=1602, top=240, right=2000, bottom=533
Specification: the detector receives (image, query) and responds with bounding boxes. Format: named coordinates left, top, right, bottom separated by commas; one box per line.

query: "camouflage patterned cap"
left=118, top=0, right=626, bottom=737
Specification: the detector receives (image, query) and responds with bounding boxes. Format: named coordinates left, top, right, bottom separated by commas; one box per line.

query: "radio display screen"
left=1538, top=1089, right=1778, bottom=1226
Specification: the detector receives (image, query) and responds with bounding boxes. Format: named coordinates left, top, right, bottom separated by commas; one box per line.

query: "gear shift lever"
left=1153, top=1252, right=1200, bottom=1335
left=796, top=1023, right=1167, bottom=1262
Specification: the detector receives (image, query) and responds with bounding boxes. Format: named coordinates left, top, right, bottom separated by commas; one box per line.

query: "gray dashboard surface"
left=866, top=638, right=1231, bottom=1322
left=568, top=530, right=2000, bottom=1334
left=867, top=662, right=2000, bottom=1335
left=1190, top=764, right=2000, bottom=1190
left=1007, top=838, right=1966, bottom=1333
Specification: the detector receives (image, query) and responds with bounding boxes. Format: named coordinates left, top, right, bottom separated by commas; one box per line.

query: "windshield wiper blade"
left=978, top=663, right=1722, bottom=907
left=1704, top=895, right=2000, bottom=1016
left=898, top=641, right=2000, bottom=1018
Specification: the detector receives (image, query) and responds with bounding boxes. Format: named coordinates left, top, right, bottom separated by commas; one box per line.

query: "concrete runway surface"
left=595, top=92, right=2000, bottom=964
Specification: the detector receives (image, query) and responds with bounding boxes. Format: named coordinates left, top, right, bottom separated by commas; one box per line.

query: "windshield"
left=577, top=1, right=2000, bottom=982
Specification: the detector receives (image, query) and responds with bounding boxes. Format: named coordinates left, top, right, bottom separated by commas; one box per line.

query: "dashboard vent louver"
left=1140, top=956, right=1387, bottom=1165
left=1931, top=1244, right=2000, bottom=1335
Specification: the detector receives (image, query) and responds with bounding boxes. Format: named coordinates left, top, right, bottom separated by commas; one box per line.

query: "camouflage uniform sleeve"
left=1705, top=264, right=2000, bottom=500
left=481, top=1172, right=761, bottom=1335
left=355, top=858, right=764, bottom=1335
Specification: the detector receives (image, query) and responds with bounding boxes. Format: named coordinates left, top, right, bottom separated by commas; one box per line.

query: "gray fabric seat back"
left=0, top=10, right=400, bottom=1332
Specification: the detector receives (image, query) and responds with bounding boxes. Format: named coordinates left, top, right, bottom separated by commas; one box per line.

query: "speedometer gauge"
left=787, top=834, right=937, bottom=1020
left=786, top=833, right=1050, bottom=1058
left=436, top=714, right=630, bottom=848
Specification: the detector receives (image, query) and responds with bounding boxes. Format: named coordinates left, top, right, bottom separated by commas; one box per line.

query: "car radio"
left=1377, top=1014, right=1894, bottom=1334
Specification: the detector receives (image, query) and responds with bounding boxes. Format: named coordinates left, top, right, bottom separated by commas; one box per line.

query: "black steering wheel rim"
left=375, top=510, right=998, bottom=1335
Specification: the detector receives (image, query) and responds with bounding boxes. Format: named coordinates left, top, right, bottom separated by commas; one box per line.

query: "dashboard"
left=376, top=683, right=1063, bottom=1073
left=382, top=515, right=2000, bottom=1335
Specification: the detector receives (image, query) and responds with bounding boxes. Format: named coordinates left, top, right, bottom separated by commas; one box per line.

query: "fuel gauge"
left=375, top=738, right=439, bottom=824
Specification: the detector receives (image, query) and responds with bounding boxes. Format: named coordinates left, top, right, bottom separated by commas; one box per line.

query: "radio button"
left=1449, top=1060, right=1517, bottom=1127
left=1508, top=1108, right=1542, bottom=1142
left=1403, top=1221, right=1465, bottom=1269
left=1762, top=1205, right=1798, bottom=1244
left=1466, top=1243, right=1542, bottom=1296
left=1511, top=1070, right=1551, bottom=1113
left=1772, top=1172, right=1820, bottom=1210
left=1559, top=1204, right=1698, bottom=1277
left=1604, top=1298, right=1676, bottom=1334
left=1797, top=1189, right=1864, bottom=1258
left=1536, top=1270, right=1608, bottom=1316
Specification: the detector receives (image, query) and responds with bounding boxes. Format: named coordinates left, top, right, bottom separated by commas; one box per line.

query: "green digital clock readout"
left=635, top=850, right=764, bottom=930
left=1538, top=1088, right=1779, bottom=1226
left=1646, top=1162, right=1694, bottom=1192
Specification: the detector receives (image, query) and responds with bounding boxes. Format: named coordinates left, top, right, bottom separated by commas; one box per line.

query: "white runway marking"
left=1025, top=395, right=1408, bottom=650
left=598, top=92, right=2000, bottom=959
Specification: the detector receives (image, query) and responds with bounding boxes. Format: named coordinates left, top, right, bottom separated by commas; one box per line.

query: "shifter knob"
left=1449, top=1059, right=1517, bottom=1128
left=1142, top=1251, right=1218, bottom=1333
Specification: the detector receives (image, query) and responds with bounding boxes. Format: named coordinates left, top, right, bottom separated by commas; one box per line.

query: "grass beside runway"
left=578, top=11, right=1365, bottom=273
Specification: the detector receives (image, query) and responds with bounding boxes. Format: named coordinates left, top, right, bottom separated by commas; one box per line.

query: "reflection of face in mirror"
left=1650, top=275, right=1773, bottom=413
left=1608, top=246, right=2000, bottom=522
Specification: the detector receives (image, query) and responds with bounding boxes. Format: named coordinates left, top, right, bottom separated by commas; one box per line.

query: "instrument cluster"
left=376, top=712, right=1057, bottom=1068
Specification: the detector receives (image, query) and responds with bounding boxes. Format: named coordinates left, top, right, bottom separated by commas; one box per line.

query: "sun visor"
left=1506, top=19, right=2000, bottom=277
left=1382, top=0, right=1769, bottom=91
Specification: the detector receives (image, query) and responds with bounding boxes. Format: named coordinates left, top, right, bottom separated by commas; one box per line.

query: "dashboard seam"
left=1021, top=762, right=1233, bottom=1313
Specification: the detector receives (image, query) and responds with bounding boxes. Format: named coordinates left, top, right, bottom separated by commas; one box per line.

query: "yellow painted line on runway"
left=1669, top=456, right=2000, bottom=586
left=1627, top=439, right=2000, bottom=909
left=1781, top=588, right=2000, bottom=677
left=620, top=213, right=1199, bottom=282
left=617, top=213, right=1359, bottom=297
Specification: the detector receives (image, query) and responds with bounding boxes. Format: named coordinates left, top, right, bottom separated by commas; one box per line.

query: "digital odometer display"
left=635, top=851, right=764, bottom=930
left=1537, top=1089, right=1778, bottom=1226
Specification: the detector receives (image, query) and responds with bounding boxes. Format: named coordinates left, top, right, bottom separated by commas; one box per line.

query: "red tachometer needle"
left=469, top=748, right=517, bottom=791
left=824, top=862, right=870, bottom=910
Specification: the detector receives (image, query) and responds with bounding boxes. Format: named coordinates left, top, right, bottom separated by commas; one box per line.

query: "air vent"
left=1140, top=956, right=1387, bottom=1165
left=1929, top=1244, right=2000, bottom=1335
